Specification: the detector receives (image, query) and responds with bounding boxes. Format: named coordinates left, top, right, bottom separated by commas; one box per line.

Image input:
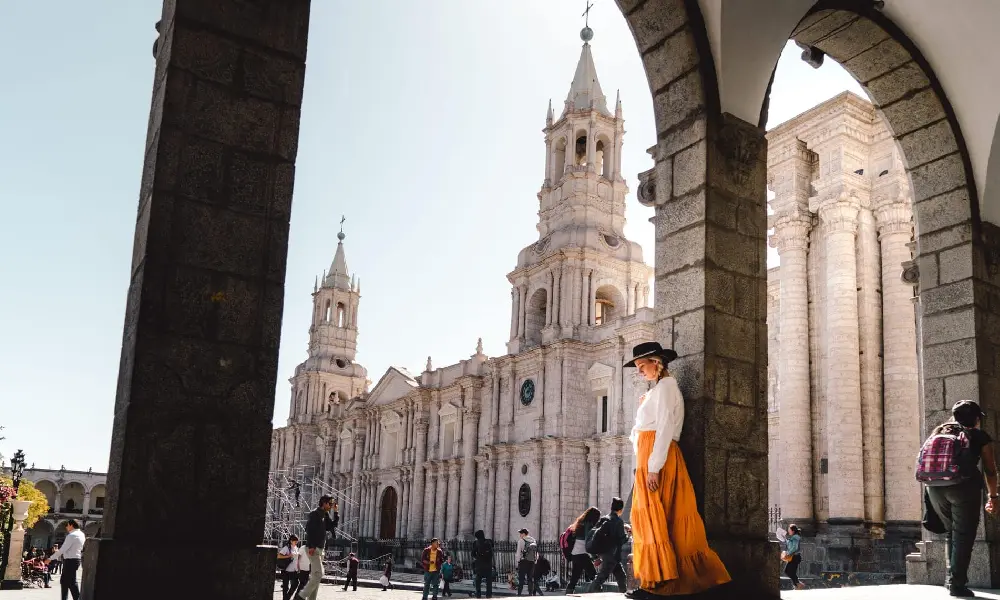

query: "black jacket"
left=605, top=512, right=629, bottom=560
left=472, top=538, right=494, bottom=569
left=305, top=508, right=339, bottom=549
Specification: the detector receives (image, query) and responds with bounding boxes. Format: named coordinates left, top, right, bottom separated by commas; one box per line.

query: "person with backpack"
left=917, top=400, right=999, bottom=597
left=625, top=342, right=731, bottom=598
left=472, top=529, right=495, bottom=598
left=532, top=553, right=551, bottom=596
left=586, top=497, right=630, bottom=593
left=562, top=507, right=601, bottom=593
left=516, top=528, right=538, bottom=596
left=277, top=535, right=301, bottom=600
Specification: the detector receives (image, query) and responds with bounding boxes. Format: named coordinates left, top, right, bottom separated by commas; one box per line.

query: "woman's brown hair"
left=572, top=506, right=601, bottom=535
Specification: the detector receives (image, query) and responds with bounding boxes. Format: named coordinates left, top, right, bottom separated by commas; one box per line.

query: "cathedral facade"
left=766, top=92, right=921, bottom=572
left=270, top=32, right=655, bottom=543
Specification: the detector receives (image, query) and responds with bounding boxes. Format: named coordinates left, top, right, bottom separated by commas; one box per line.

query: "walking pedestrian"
left=516, top=528, right=538, bottom=596
left=296, top=535, right=311, bottom=593
left=472, top=529, right=495, bottom=599
left=587, top=498, right=629, bottom=593
left=343, top=552, right=360, bottom=591
left=442, top=555, right=456, bottom=597
left=920, top=400, right=999, bottom=597
left=563, top=507, right=601, bottom=594
left=532, top=554, right=551, bottom=596
left=781, top=525, right=804, bottom=590
left=421, top=538, right=445, bottom=600
left=295, top=497, right=340, bottom=600
left=48, top=545, right=61, bottom=576
left=381, top=558, right=395, bottom=591
left=624, top=342, right=731, bottom=598
left=45, top=520, right=85, bottom=600
left=278, top=535, right=302, bottom=600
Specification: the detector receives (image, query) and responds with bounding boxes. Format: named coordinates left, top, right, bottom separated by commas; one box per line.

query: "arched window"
left=336, top=303, right=346, bottom=327
left=594, top=285, right=625, bottom=325
left=553, top=138, right=567, bottom=181
left=575, top=132, right=588, bottom=165
left=601, top=395, right=609, bottom=433
left=324, top=300, right=332, bottom=322
left=525, top=288, right=547, bottom=347
left=596, top=139, right=606, bottom=177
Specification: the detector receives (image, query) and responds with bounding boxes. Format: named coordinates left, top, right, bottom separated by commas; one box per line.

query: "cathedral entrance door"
left=379, top=487, right=398, bottom=539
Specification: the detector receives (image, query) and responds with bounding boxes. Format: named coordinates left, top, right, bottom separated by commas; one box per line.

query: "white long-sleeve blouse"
left=630, top=376, right=685, bottom=473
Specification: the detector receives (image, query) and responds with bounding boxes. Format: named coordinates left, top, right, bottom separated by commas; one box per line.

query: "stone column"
left=552, top=268, right=562, bottom=326
left=410, top=420, right=428, bottom=538
left=423, top=463, right=437, bottom=539
left=580, top=268, right=591, bottom=326
left=770, top=213, right=814, bottom=526
left=436, top=464, right=448, bottom=536
left=83, top=492, right=92, bottom=516
left=485, top=458, right=497, bottom=539
left=541, top=442, right=560, bottom=540
left=448, top=463, right=461, bottom=539
left=459, top=409, right=479, bottom=537
left=817, top=194, right=865, bottom=522
left=531, top=455, right=544, bottom=538
left=876, top=201, right=921, bottom=524
left=495, top=459, right=512, bottom=540
left=857, top=204, right=885, bottom=525
left=517, top=285, right=527, bottom=339
left=587, top=452, right=598, bottom=507
left=510, top=289, right=520, bottom=340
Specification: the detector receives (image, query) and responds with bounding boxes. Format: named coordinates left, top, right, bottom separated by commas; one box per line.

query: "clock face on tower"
left=520, top=379, right=535, bottom=406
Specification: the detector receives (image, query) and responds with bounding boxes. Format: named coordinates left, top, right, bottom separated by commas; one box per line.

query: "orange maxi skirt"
left=631, top=432, right=731, bottom=595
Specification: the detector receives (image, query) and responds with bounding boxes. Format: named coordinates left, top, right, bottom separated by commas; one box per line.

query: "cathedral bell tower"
left=506, top=26, right=652, bottom=354
left=280, top=223, right=369, bottom=468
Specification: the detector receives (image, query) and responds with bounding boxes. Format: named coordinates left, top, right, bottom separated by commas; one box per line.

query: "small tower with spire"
left=285, top=217, right=369, bottom=431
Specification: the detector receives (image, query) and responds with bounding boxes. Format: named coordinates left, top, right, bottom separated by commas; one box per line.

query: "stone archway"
left=379, top=487, right=398, bottom=540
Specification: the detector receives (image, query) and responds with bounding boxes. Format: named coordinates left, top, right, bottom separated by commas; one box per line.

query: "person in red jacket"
left=421, top=538, right=445, bottom=600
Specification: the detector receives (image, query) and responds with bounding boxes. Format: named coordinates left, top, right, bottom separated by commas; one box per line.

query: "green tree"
left=0, top=477, right=49, bottom=529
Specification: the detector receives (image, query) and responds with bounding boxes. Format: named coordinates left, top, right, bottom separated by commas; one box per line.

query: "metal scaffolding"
left=264, top=466, right=359, bottom=547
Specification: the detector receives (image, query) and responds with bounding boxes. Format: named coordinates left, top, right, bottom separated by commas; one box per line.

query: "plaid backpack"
left=915, top=424, right=973, bottom=486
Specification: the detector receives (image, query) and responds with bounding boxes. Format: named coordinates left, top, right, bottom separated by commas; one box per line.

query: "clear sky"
left=0, top=1, right=863, bottom=472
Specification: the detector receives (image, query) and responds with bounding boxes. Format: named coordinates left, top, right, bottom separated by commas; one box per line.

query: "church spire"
left=323, top=216, right=351, bottom=291
left=564, top=20, right=608, bottom=116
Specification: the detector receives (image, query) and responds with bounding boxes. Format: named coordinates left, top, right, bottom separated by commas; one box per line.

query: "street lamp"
left=0, top=450, right=27, bottom=587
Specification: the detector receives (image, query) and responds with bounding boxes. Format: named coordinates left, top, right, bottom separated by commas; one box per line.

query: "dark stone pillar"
left=81, top=2, right=310, bottom=599
left=639, top=112, right=778, bottom=598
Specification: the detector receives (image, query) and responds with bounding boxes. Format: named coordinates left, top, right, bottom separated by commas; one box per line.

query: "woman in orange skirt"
left=624, top=342, right=731, bottom=598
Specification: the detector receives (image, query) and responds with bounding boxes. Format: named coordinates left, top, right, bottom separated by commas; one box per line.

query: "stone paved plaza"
left=4, top=583, right=1000, bottom=600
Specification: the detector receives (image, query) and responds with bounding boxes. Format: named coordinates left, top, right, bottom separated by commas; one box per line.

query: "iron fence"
left=326, top=538, right=575, bottom=585
left=767, top=505, right=782, bottom=540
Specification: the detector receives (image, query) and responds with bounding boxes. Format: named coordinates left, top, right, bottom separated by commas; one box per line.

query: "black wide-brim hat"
left=623, top=341, right=678, bottom=368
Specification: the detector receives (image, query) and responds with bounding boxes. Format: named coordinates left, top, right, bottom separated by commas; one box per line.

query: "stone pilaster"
left=459, top=409, right=479, bottom=537
left=410, top=420, right=428, bottom=538
left=769, top=212, right=815, bottom=527
left=541, top=441, right=561, bottom=541
left=816, top=193, right=865, bottom=522
left=531, top=454, right=544, bottom=537
left=485, top=457, right=498, bottom=539
left=587, top=451, right=599, bottom=508
left=875, top=201, right=921, bottom=524
left=639, top=110, right=777, bottom=597
left=496, top=459, right=512, bottom=540
left=435, top=463, right=448, bottom=537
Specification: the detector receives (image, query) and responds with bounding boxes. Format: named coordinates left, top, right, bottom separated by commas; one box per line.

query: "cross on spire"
left=582, top=0, right=594, bottom=27
left=339, top=215, right=346, bottom=233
